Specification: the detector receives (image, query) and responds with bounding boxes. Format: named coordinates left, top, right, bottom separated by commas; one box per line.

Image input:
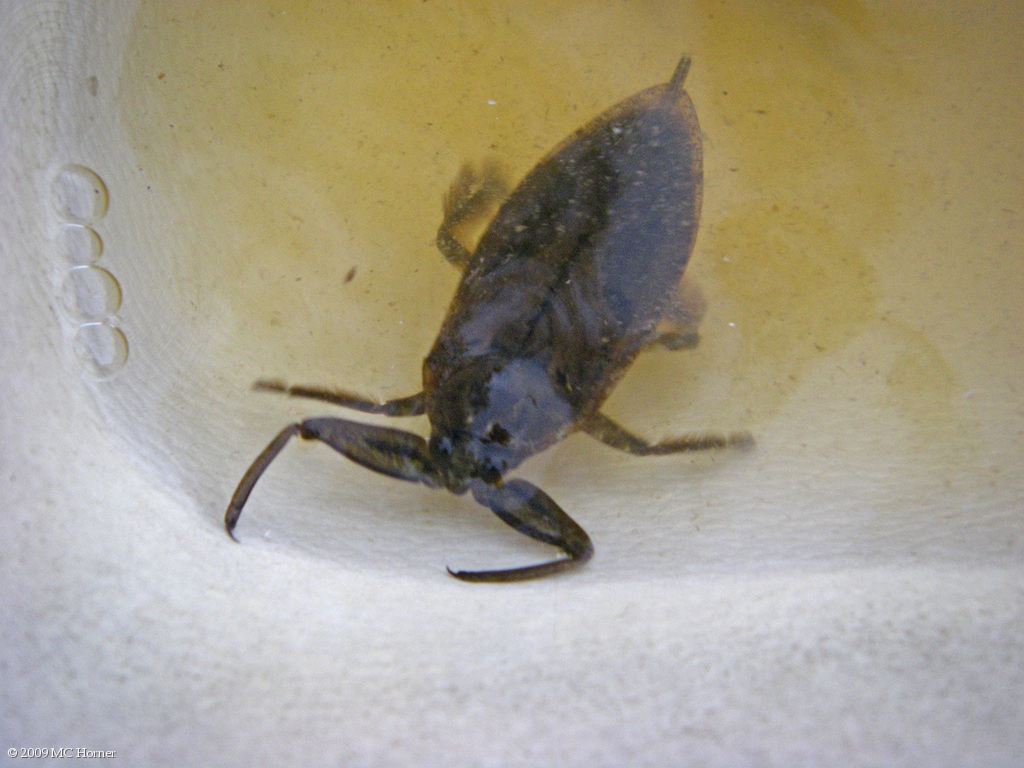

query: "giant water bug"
left=225, top=56, right=751, bottom=581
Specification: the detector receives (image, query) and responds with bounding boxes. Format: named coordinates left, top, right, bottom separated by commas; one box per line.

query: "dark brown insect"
left=225, top=56, right=751, bottom=581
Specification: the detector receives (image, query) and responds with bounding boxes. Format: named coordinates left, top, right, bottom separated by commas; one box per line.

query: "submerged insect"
left=225, top=55, right=751, bottom=581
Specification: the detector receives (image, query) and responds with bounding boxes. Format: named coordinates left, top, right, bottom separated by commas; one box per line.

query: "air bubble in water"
left=52, top=164, right=109, bottom=223
left=61, top=265, right=122, bottom=321
left=73, top=323, right=128, bottom=379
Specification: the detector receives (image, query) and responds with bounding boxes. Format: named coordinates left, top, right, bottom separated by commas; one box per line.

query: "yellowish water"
left=116, top=1, right=1022, bottom=535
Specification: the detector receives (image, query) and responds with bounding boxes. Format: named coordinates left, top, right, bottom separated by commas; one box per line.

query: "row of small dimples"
left=52, top=164, right=128, bottom=379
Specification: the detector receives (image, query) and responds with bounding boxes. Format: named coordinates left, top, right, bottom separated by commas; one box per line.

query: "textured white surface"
left=2, top=2, right=1023, bottom=766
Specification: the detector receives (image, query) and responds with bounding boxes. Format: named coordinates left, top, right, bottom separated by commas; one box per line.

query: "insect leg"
left=225, top=417, right=440, bottom=540
left=436, top=160, right=509, bottom=269
left=447, top=479, right=594, bottom=582
left=646, top=275, right=706, bottom=351
left=579, top=411, right=753, bottom=456
left=225, top=423, right=301, bottom=540
left=647, top=329, right=700, bottom=351
left=253, top=379, right=425, bottom=416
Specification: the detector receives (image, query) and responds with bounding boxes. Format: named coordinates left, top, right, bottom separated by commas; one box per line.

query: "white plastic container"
left=3, top=2, right=1021, bottom=765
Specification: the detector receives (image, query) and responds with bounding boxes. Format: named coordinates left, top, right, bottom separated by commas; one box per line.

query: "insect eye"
left=484, top=423, right=511, bottom=445
left=478, top=464, right=502, bottom=485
